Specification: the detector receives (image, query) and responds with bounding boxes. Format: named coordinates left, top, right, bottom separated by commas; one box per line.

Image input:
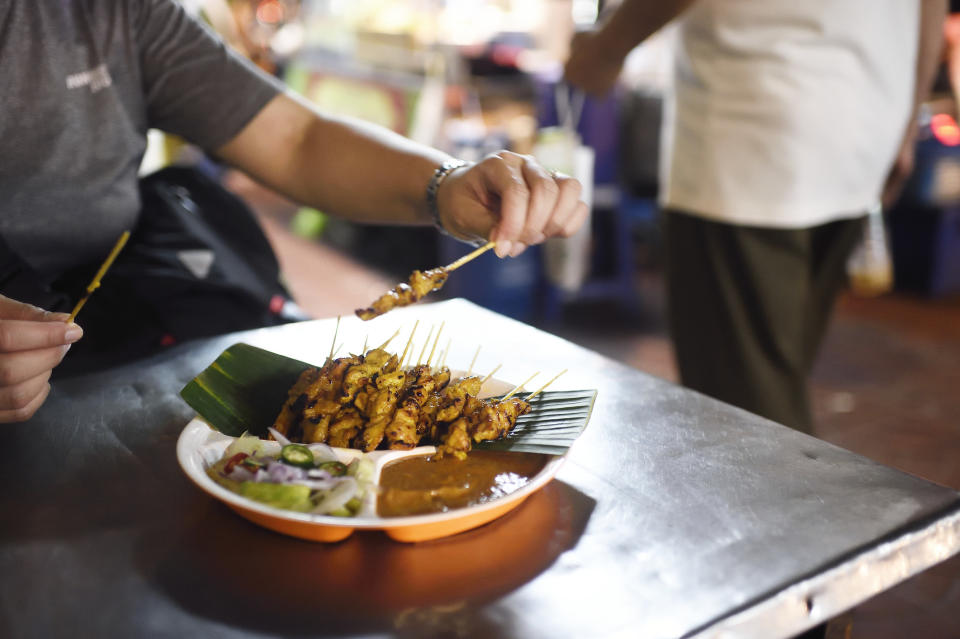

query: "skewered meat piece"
left=355, top=268, right=448, bottom=321
left=385, top=369, right=439, bottom=449
left=470, top=397, right=531, bottom=442
left=302, top=414, right=331, bottom=443
left=435, top=376, right=483, bottom=422
left=357, top=412, right=395, bottom=451
left=437, top=416, right=473, bottom=460
left=419, top=392, right=442, bottom=439
left=385, top=396, right=421, bottom=450
left=435, top=395, right=483, bottom=458
left=270, top=367, right=319, bottom=437
left=328, top=408, right=364, bottom=447
left=437, top=396, right=528, bottom=459
left=433, top=366, right=451, bottom=390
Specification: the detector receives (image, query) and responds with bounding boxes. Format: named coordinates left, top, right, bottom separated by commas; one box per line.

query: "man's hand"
left=434, top=152, right=589, bottom=258
left=882, top=128, right=918, bottom=210
left=0, top=295, right=82, bottom=423
left=564, top=31, right=625, bottom=97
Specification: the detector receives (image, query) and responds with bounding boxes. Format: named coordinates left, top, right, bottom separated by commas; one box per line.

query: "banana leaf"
left=180, top=343, right=597, bottom=455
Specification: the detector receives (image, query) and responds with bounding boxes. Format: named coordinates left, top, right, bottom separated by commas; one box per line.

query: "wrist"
left=427, top=159, right=484, bottom=245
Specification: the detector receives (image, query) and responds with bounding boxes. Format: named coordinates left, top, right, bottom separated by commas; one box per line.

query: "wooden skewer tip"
left=467, top=345, right=481, bottom=376
left=524, top=369, right=567, bottom=401
left=399, top=320, right=419, bottom=366
left=502, top=371, right=540, bottom=401
left=481, top=363, right=503, bottom=384
left=426, top=321, right=444, bottom=367
left=417, top=325, right=435, bottom=366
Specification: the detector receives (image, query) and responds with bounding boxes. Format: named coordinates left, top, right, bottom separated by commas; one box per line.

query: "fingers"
left=0, top=370, right=52, bottom=423
left=475, top=154, right=530, bottom=258
left=0, top=376, right=51, bottom=424
left=518, top=157, right=561, bottom=247
left=0, top=294, right=70, bottom=323
left=485, top=154, right=587, bottom=256
left=544, top=173, right=588, bottom=238
left=0, top=297, right=83, bottom=423
left=0, top=319, right=83, bottom=353
left=447, top=152, right=588, bottom=258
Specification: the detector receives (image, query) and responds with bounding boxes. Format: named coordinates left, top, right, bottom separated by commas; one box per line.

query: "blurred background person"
left=565, top=0, right=947, bottom=433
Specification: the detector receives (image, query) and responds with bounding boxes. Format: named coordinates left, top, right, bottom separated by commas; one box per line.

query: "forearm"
left=914, top=0, right=948, bottom=110
left=597, top=0, right=697, bottom=60
left=217, top=92, right=450, bottom=225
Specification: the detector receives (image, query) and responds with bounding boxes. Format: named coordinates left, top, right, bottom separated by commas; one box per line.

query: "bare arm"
left=216, top=92, right=588, bottom=257
left=883, top=0, right=948, bottom=207
left=565, top=0, right=696, bottom=96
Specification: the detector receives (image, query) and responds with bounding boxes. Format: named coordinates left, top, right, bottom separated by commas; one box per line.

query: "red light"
left=931, top=113, right=960, bottom=146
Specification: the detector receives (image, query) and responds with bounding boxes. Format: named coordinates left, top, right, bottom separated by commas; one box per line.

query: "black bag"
left=1, top=165, right=306, bottom=377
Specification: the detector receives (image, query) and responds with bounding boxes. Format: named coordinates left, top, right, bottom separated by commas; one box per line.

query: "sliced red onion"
left=312, top=477, right=358, bottom=515
left=266, top=461, right=306, bottom=483
left=268, top=427, right=292, bottom=447
left=306, top=469, right=333, bottom=480
left=306, top=443, right=339, bottom=463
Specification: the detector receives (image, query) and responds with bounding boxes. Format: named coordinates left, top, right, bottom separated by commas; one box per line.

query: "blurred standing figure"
left=566, top=0, right=946, bottom=432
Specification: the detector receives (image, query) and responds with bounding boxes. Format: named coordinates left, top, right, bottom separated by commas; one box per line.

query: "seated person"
left=0, top=0, right=588, bottom=423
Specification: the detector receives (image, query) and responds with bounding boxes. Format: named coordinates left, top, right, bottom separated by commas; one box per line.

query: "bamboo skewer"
left=481, top=364, right=503, bottom=385
left=376, top=327, right=401, bottom=351
left=440, top=339, right=452, bottom=369
left=68, top=231, right=130, bottom=322
left=361, top=335, right=368, bottom=353
left=417, top=325, right=435, bottom=366
left=327, top=316, right=341, bottom=362
left=399, top=321, right=419, bottom=368
left=426, top=321, right=445, bottom=367
left=467, top=345, right=481, bottom=376
left=524, top=369, right=567, bottom=401
left=443, top=240, right=496, bottom=272
left=502, top=372, right=540, bottom=401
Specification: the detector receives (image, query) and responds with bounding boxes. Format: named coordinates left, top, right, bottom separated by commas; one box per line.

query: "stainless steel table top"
left=2, top=299, right=958, bottom=639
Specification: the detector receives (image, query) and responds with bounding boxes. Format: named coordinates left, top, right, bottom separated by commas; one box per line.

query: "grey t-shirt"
left=0, top=0, right=281, bottom=279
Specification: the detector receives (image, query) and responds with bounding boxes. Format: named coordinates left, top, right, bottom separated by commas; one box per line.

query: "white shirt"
left=661, top=0, right=919, bottom=228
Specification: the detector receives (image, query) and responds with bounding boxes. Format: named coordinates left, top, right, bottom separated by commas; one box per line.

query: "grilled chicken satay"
left=270, top=367, right=320, bottom=437
left=293, top=356, right=358, bottom=441
left=356, top=369, right=407, bottom=451
left=327, top=407, right=364, bottom=447
left=339, top=348, right=399, bottom=404
left=355, top=268, right=448, bottom=321
left=384, top=396, right=421, bottom=450
left=433, top=366, right=451, bottom=390
left=435, top=376, right=483, bottom=422
left=436, top=395, right=484, bottom=459
left=419, top=392, right=443, bottom=439
left=470, top=397, right=531, bottom=442
left=385, top=369, right=440, bottom=449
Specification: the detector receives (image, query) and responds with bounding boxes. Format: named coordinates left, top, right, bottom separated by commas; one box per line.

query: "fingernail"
left=64, top=323, right=83, bottom=343
left=510, top=242, right=527, bottom=258
left=496, top=240, right=512, bottom=258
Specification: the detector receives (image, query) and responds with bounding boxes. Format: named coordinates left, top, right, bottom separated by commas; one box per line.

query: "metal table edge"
left=686, top=501, right=960, bottom=639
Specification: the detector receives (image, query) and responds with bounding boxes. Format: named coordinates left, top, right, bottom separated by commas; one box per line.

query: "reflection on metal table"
left=2, top=299, right=958, bottom=639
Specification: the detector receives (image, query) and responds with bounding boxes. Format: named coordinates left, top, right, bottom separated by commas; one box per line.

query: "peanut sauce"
left=377, top=451, right=549, bottom=517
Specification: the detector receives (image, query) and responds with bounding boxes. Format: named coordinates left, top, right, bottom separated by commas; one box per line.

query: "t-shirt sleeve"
left=133, top=0, right=283, bottom=150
